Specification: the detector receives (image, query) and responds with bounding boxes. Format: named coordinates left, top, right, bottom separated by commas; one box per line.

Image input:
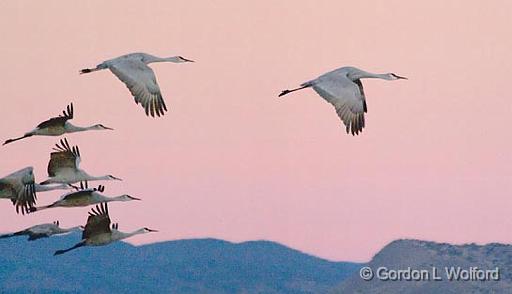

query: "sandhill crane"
left=30, top=181, right=140, bottom=212
left=80, top=52, right=194, bottom=117
left=54, top=203, right=157, bottom=255
left=3, top=103, right=113, bottom=145
left=0, top=221, right=81, bottom=241
left=39, top=138, right=122, bottom=185
left=279, top=66, right=407, bottom=135
left=0, top=167, right=70, bottom=214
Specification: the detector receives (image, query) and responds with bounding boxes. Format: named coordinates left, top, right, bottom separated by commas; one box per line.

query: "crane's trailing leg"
left=39, top=179, right=55, bottom=185
left=79, top=63, right=107, bottom=74
left=3, top=133, right=34, bottom=146
left=278, top=84, right=311, bottom=97
left=54, top=241, right=86, bottom=256
left=0, top=231, right=25, bottom=239
left=28, top=204, right=54, bottom=213
left=79, top=68, right=99, bottom=74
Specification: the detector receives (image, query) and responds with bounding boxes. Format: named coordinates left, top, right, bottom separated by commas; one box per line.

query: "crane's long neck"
left=65, top=123, right=100, bottom=133
left=107, top=195, right=129, bottom=202
left=145, top=56, right=182, bottom=64
left=95, top=194, right=122, bottom=203
left=84, top=174, right=115, bottom=181
left=350, top=70, right=393, bottom=81
left=113, top=229, right=146, bottom=241
left=61, top=226, right=82, bottom=233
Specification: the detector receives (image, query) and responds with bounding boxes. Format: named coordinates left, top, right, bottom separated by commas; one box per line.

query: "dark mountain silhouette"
left=333, top=239, right=512, bottom=294
left=0, top=232, right=360, bottom=293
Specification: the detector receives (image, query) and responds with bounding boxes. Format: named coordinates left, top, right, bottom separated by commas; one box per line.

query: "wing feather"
left=108, top=60, right=168, bottom=117
left=0, top=168, right=37, bottom=214
left=82, top=203, right=111, bottom=240
left=37, top=103, right=74, bottom=129
left=312, top=75, right=367, bottom=135
left=48, top=138, right=80, bottom=177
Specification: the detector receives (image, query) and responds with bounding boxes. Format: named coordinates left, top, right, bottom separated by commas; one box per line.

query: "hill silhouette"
left=0, top=232, right=359, bottom=293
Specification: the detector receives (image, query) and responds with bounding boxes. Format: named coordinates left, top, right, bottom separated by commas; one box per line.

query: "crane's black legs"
left=278, top=85, right=311, bottom=97
left=54, top=241, right=86, bottom=256
left=3, top=134, right=33, bottom=146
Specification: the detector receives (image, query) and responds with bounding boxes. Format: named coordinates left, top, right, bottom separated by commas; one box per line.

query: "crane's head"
left=142, top=227, right=158, bottom=233
left=107, top=175, right=122, bottom=181
left=387, top=73, right=407, bottom=80
left=91, top=124, right=114, bottom=131
left=176, top=56, right=194, bottom=63
left=118, top=195, right=141, bottom=202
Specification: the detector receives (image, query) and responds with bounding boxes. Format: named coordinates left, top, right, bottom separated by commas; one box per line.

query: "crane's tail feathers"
left=3, top=134, right=33, bottom=145
left=54, top=242, right=85, bottom=256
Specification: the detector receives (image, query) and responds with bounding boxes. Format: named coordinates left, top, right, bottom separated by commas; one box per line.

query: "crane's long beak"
left=182, top=57, right=194, bottom=62
left=110, top=176, right=122, bottom=181
left=395, top=74, right=407, bottom=80
left=103, top=126, right=114, bottom=130
left=147, top=228, right=158, bottom=232
left=129, top=196, right=142, bottom=201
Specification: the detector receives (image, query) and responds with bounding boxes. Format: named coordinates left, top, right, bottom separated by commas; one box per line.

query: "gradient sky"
left=0, top=0, right=511, bottom=262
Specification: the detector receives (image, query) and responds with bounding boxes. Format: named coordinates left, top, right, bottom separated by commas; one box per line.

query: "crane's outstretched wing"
left=37, top=103, right=74, bottom=129
left=0, top=180, right=33, bottom=214
left=311, top=76, right=367, bottom=135
left=3, top=104, right=74, bottom=145
left=65, top=181, right=104, bottom=198
left=0, top=167, right=37, bottom=214
left=109, top=59, right=167, bottom=117
left=48, top=138, right=81, bottom=177
left=0, top=181, right=18, bottom=200
left=15, top=181, right=36, bottom=215
left=353, top=79, right=368, bottom=113
left=83, top=203, right=111, bottom=240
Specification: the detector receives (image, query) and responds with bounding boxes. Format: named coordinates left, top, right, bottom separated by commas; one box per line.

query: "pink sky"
left=0, top=1, right=511, bottom=262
